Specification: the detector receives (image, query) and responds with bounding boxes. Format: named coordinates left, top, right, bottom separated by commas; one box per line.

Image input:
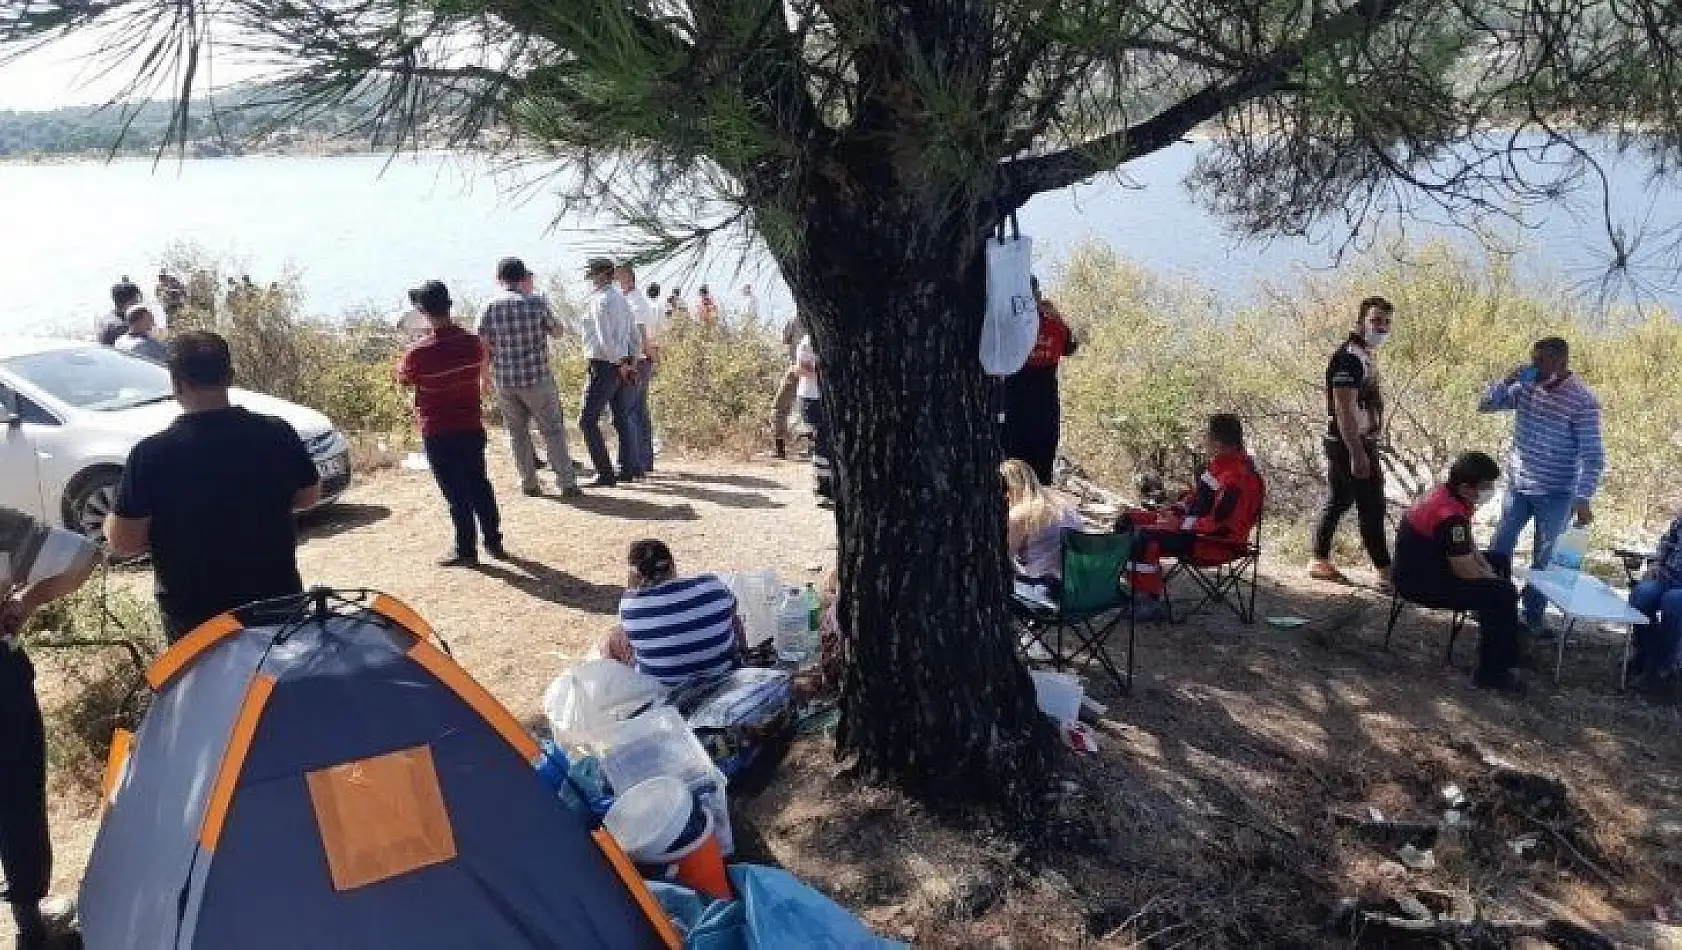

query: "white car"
left=0, top=338, right=351, bottom=540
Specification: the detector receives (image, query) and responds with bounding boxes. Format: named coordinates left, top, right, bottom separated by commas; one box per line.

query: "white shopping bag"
left=981, top=232, right=1038, bottom=375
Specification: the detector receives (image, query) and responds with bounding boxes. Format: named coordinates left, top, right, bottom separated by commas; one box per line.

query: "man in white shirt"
left=579, top=258, right=641, bottom=487
left=796, top=334, right=833, bottom=503
left=617, top=265, right=659, bottom=476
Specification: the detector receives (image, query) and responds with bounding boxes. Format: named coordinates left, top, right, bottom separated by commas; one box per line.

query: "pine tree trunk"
left=777, top=194, right=1052, bottom=811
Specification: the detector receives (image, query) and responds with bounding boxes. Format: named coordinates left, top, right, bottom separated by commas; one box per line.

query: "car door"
left=0, top=384, right=46, bottom=519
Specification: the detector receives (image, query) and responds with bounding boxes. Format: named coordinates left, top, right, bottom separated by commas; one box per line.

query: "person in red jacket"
left=398, top=280, right=505, bottom=567
left=1118, top=414, right=1264, bottom=619
left=1392, top=450, right=1524, bottom=694
left=1002, top=276, right=1077, bottom=484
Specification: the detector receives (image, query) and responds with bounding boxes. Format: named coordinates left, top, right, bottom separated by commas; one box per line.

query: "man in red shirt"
left=398, top=281, right=505, bottom=567
left=1119, top=414, right=1264, bottom=619
left=1392, top=451, right=1524, bottom=694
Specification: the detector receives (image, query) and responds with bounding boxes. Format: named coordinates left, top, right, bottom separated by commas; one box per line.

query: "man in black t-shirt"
left=104, top=332, right=321, bottom=641
left=1308, top=295, right=1394, bottom=588
left=95, top=278, right=144, bottom=347
left=1392, top=451, right=1524, bottom=693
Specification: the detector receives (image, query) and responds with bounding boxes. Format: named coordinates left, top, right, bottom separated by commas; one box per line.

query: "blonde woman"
left=1002, top=458, right=1083, bottom=598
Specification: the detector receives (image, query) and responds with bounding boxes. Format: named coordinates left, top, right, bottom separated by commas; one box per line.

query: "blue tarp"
left=651, top=865, right=905, bottom=950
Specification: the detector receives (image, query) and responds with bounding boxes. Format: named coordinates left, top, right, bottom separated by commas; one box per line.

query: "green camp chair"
left=1011, top=528, right=1138, bottom=694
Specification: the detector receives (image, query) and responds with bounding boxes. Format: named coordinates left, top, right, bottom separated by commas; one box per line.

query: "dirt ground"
left=20, top=450, right=1682, bottom=948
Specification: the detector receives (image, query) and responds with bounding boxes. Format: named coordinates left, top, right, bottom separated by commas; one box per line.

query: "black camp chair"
left=1011, top=528, right=1138, bottom=694
left=1383, top=590, right=1470, bottom=664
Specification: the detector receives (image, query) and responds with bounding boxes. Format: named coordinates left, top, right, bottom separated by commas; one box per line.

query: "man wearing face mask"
left=1478, top=336, right=1604, bottom=639
left=1308, top=296, right=1395, bottom=588
left=1392, top=451, right=1524, bottom=694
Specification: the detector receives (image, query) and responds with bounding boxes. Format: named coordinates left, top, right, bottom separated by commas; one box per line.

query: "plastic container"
left=728, top=570, right=779, bottom=648
left=1551, top=525, right=1590, bottom=571
left=774, top=588, right=810, bottom=664
left=603, top=776, right=696, bottom=860
left=597, top=704, right=735, bottom=856
left=1030, top=669, right=1083, bottom=723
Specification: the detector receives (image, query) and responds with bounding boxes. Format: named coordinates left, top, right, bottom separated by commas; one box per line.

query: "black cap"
left=408, top=280, right=452, bottom=316
left=496, top=257, right=531, bottom=284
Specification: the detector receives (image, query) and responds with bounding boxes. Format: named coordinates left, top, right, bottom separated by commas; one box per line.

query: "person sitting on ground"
left=114, top=305, right=168, bottom=364
left=1391, top=450, right=1526, bottom=695
left=603, top=539, right=745, bottom=687
left=1002, top=457, right=1084, bottom=600
left=1116, top=413, right=1265, bottom=620
left=1626, top=508, right=1682, bottom=690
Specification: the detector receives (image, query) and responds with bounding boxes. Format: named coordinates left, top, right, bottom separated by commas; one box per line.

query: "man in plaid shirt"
left=476, top=257, right=581, bottom=497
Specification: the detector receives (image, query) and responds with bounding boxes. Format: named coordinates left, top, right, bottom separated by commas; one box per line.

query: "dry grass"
left=15, top=446, right=1682, bottom=947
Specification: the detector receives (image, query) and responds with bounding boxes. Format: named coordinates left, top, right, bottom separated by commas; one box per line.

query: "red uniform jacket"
left=1174, top=449, right=1265, bottom=542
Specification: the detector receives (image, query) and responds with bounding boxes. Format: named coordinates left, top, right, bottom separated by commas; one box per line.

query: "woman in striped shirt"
left=604, top=539, right=745, bottom=686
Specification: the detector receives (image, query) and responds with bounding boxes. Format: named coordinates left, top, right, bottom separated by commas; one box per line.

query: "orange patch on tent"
left=145, top=613, right=242, bottom=690
left=592, top=830, right=684, bottom=950
left=369, top=594, right=437, bottom=643
left=199, top=674, right=275, bottom=851
left=306, top=745, right=459, bottom=892
left=404, top=639, right=540, bottom=763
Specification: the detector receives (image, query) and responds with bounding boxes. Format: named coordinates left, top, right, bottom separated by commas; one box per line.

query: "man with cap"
left=579, top=257, right=641, bottom=487
left=114, top=304, right=169, bottom=364
left=399, top=280, right=505, bottom=567
left=476, top=256, right=581, bottom=497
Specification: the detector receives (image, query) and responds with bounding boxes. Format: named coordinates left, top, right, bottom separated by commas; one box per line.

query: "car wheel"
left=68, top=469, right=122, bottom=543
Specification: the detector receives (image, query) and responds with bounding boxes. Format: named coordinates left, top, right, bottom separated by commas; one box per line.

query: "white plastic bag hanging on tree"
left=981, top=218, right=1038, bottom=376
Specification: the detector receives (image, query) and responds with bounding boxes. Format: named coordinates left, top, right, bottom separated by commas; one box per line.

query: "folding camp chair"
left=1383, top=591, right=1469, bottom=665
left=1165, top=510, right=1264, bottom=624
left=1011, top=528, right=1138, bottom=694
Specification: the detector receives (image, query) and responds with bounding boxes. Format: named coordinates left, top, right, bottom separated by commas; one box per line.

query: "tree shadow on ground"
left=297, top=503, right=391, bottom=543
left=472, top=553, right=624, bottom=614
left=734, top=564, right=1682, bottom=947
left=661, top=471, right=788, bottom=491
left=631, top=480, right=783, bottom=510
left=548, top=492, right=700, bottom=522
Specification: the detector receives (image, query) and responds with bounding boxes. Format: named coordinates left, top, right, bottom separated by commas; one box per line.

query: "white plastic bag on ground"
left=981, top=233, right=1038, bottom=375
left=542, top=659, right=665, bottom=750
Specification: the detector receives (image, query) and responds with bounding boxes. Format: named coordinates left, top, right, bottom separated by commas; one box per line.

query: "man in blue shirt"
left=1477, top=337, right=1605, bottom=637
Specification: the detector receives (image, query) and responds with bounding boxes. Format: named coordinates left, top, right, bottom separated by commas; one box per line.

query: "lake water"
left=2, top=144, right=1679, bottom=335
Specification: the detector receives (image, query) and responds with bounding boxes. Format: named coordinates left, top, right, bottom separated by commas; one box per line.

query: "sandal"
left=1307, top=562, right=1349, bottom=584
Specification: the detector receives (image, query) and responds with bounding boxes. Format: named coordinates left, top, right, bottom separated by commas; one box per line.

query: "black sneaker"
left=485, top=540, right=509, bottom=561
left=437, top=551, right=477, bottom=568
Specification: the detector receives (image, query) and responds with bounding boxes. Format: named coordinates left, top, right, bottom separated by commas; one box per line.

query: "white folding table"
left=1524, top=567, right=1648, bottom=687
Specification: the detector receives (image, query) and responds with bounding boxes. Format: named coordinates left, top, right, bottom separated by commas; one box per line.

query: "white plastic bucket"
left=602, top=776, right=694, bottom=861
left=1030, top=669, right=1083, bottom=723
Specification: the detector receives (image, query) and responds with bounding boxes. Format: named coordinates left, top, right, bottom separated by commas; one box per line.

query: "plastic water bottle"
left=1552, top=525, right=1590, bottom=572
left=774, top=588, right=809, bottom=664
left=802, top=583, right=823, bottom=661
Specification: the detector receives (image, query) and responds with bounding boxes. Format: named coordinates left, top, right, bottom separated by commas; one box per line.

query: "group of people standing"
left=398, top=256, right=663, bottom=565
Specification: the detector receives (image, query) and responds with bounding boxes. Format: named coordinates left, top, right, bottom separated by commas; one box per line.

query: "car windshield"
left=2, top=346, right=175, bottom=411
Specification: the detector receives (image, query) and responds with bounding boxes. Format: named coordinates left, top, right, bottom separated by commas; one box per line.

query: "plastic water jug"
left=729, top=570, right=778, bottom=648
left=774, top=588, right=809, bottom=664
left=1551, top=524, right=1590, bottom=571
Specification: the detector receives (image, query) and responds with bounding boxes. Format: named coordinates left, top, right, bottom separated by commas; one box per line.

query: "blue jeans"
left=1629, top=577, right=1682, bottom=673
left=580, top=360, right=629, bottom=480
left=629, top=358, right=655, bottom=473
left=1488, top=490, right=1575, bottom=630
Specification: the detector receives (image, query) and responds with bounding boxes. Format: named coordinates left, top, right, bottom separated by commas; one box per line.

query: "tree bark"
left=773, top=190, right=1053, bottom=813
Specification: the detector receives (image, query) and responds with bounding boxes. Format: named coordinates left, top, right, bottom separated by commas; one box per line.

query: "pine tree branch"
left=998, top=0, right=1417, bottom=206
